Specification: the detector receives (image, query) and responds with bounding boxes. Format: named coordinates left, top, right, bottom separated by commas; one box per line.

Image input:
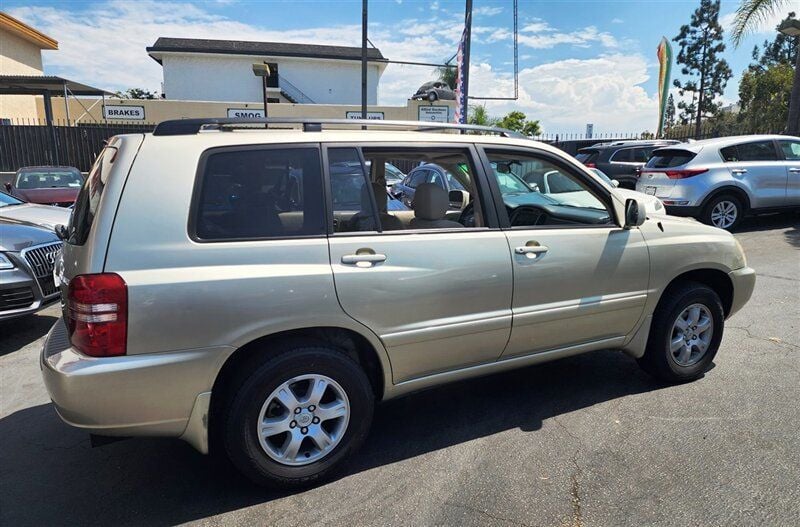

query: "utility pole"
left=462, top=0, right=472, bottom=117
left=361, top=0, right=368, bottom=120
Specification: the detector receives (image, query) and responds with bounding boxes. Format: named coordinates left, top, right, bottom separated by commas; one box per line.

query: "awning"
left=0, top=75, right=112, bottom=96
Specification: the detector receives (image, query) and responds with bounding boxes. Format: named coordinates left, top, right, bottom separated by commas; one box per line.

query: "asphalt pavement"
left=1, top=213, right=798, bottom=527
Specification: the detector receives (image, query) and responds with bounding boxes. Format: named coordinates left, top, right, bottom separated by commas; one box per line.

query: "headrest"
left=413, top=183, right=448, bottom=221
left=361, top=182, right=388, bottom=213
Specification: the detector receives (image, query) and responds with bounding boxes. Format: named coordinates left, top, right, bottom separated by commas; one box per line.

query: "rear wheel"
left=223, top=346, right=374, bottom=488
left=638, top=282, right=724, bottom=383
left=702, top=194, right=743, bottom=230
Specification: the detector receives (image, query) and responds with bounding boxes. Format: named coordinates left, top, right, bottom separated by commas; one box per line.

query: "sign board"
left=345, top=111, right=384, bottom=120
left=418, top=105, right=449, bottom=123
left=103, top=105, right=145, bottom=120
left=585, top=123, right=594, bottom=139
left=227, top=108, right=266, bottom=118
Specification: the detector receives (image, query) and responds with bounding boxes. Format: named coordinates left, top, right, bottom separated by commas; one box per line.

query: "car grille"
left=21, top=241, right=63, bottom=297
left=0, top=287, right=35, bottom=311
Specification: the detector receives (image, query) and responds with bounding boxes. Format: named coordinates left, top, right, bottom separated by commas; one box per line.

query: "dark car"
left=575, top=140, right=679, bottom=190
left=411, top=81, right=456, bottom=102
left=392, top=163, right=467, bottom=208
left=5, top=166, right=83, bottom=207
left=0, top=217, right=63, bottom=321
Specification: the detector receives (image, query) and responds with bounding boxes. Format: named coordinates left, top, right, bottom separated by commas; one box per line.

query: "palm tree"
left=468, top=105, right=495, bottom=126
left=731, top=0, right=799, bottom=134
left=436, top=65, right=457, bottom=90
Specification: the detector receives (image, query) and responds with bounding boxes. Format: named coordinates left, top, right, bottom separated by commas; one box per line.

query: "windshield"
left=0, top=191, right=24, bottom=208
left=16, top=169, right=83, bottom=189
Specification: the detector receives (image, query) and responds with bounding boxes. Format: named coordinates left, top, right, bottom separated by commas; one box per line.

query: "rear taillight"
left=66, top=273, right=127, bottom=357
left=664, top=168, right=708, bottom=179
left=584, top=162, right=596, bottom=168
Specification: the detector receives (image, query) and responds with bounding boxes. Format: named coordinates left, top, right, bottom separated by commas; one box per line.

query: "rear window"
left=194, top=147, right=325, bottom=241
left=575, top=150, right=599, bottom=163
left=68, top=149, right=110, bottom=245
left=646, top=149, right=697, bottom=168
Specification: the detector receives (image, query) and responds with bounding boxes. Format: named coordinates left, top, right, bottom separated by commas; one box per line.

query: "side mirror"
left=624, top=198, right=646, bottom=229
left=3, top=182, right=11, bottom=192
left=448, top=189, right=469, bottom=211
left=611, top=179, right=620, bottom=188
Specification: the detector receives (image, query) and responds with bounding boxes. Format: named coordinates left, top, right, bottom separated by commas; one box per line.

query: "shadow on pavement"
left=0, top=349, right=665, bottom=526
left=0, top=312, right=57, bottom=357
left=735, top=211, right=799, bottom=238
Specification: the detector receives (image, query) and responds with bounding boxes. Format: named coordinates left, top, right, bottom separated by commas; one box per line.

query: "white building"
left=147, top=37, right=387, bottom=105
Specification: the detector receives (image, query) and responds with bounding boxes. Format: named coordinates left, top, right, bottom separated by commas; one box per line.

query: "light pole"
left=252, top=62, right=272, bottom=119
left=778, top=18, right=800, bottom=135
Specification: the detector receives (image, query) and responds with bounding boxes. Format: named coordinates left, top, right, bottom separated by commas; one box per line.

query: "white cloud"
left=474, top=6, right=504, bottom=16
left=519, top=22, right=618, bottom=49
left=611, top=18, right=624, bottom=24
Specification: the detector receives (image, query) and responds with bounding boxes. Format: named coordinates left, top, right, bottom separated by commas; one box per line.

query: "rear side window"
left=646, top=149, right=697, bottom=168
left=68, top=147, right=111, bottom=245
left=575, top=150, right=599, bottom=163
left=194, top=147, right=325, bottom=241
left=720, top=141, right=778, bottom=162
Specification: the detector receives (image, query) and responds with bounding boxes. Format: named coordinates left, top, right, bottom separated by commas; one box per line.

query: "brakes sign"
left=103, top=105, right=145, bottom=120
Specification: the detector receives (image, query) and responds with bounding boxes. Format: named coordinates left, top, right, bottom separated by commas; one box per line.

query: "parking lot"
left=0, top=213, right=797, bottom=527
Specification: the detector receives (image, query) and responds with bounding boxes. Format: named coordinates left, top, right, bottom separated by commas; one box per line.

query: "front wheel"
left=638, top=282, right=724, bottom=383
left=223, top=346, right=374, bottom=488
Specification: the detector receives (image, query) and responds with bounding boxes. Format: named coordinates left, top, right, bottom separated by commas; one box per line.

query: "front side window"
left=611, top=149, right=633, bottom=162
left=486, top=150, right=612, bottom=227
left=779, top=140, right=800, bottom=160
left=721, top=141, right=778, bottom=162
left=194, top=147, right=324, bottom=240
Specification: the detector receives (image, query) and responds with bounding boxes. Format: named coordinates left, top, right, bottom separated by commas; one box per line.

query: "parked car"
left=410, top=81, right=455, bottom=102
left=41, top=119, right=754, bottom=489
left=392, top=163, right=467, bottom=209
left=589, top=167, right=666, bottom=215
left=637, top=135, right=800, bottom=230
left=0, top=217, right=62, bottom=321
left=575, top=140, right=680, bottom=190
left=5, top=166, right=83, bottom=207
left=0, top=190, right=71, bottom=230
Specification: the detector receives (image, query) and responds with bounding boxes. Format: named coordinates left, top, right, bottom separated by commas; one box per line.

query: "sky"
left=5, top=0, right=797, bottom=133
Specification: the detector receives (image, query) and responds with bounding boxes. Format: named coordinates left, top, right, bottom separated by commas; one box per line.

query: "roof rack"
left=152, top=117, right=525, bottom=138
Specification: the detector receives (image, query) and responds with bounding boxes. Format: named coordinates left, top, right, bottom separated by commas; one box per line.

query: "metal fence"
left=0, top=121, right=155, bottom=172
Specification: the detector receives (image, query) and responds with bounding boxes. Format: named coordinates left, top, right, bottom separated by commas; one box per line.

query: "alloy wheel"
left=669, top=303, right=714, bottom=366
left=710, top=200, right=738, bottom=229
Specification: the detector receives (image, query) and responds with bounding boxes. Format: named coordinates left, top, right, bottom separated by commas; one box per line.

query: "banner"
left=453, top=24, right=468, bottom=124
left=656, top=37, right=673, bottom=137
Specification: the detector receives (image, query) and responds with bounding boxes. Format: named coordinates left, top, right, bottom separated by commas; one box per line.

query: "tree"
left=468, top=105, right=496, bottom=126
left=665, top=93, right=677, bottom=129
left=114, top=88, right=158, bottom=100
left=672, top=0, right=732, bottom=138
left=495, top=111, right=541, bottom=136
left=436, top=65, right=457, bottom=90
left=732, top=6, right=799, bottom=134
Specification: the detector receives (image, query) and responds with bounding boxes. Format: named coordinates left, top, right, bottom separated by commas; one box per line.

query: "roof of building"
left=146, top=37, right=386, bottom=64
left=0, top=75, right=111, bottom=96
left=0, top=12, right=58, bottom=50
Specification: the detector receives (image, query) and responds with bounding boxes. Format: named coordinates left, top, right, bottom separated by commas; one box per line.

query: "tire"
left=702, top=194, right=743, bottom=231
left=637, top=281, right=724, bottom=383
left=222, top=346, right=374, bottom=488
left=427, top=91, right=438, bottom=102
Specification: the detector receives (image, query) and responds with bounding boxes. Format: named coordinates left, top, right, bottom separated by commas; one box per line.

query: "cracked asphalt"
left=1, top=213, right=798, bottom=527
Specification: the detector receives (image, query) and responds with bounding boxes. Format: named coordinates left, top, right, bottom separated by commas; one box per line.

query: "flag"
left=453, top=25, right=468, bottom=124
left=656, top=37, right=673, bottom=137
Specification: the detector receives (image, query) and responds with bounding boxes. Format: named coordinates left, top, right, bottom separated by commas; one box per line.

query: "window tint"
left=575, top=150, right=599, bottom=163
left=69, top=147, right=111, bottom=245
left=329, top=147, right=379, bottom=232
left=487, top=150, right=612, bottom=227
left=631, top=148, right=652, bottom=163
left=195, top=147, right=324, bottom=240
left=646, top=149, right=697, bottom=168
left=721, top=141, right=778, bottom=162
left=779, top=140, right=800, bottom=160
left=611, top=149, right=633, bottom=162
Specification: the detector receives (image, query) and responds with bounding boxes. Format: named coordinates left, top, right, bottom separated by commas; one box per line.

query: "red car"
left=5, top=166, right=83, bottom=207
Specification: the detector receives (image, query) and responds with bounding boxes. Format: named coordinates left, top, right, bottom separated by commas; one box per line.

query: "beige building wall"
left=38, top=97, right=456, bottom=125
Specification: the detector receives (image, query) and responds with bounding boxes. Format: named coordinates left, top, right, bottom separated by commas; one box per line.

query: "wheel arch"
left=701, top=185, right=751, bottom=213
left=660, top=268, right=734, bottom=317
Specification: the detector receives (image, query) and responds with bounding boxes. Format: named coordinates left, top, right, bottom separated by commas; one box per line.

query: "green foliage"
left=467, top=105, right=496, bottom=126
left=436, top=66, right=457, bottom=90
left=731, top=0, right=791, bottom=46
left=495, top=111, right=542, bottom=136
left=115, top=88, right=158, bottom=100
left=672, top=0, right=732, bottom=135
left=752, top=12, right=798, bottom=66
left=665, top=93, right=677, bottom=129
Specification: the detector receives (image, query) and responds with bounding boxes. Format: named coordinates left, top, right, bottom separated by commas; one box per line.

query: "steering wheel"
left=458, top=202, right=476, bottom=227
left=508, top=205, right=549, bottom=227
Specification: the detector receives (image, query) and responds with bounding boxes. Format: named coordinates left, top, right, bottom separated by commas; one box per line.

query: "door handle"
left=789, top=168, right=800, bottom=173
left=731, top=169, right=747, bottom=175
left=341, top=253, right=387, bottom=265
left=514, top=244, right=549, bottom=257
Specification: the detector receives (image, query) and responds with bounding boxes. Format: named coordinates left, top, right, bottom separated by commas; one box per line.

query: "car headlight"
left=0, top=252, right=15, bottom=270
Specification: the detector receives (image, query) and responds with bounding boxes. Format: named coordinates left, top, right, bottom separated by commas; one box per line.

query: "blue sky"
left=6, top=0, right=795, bottom=132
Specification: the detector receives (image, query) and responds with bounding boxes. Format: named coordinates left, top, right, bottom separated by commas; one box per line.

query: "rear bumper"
left=40, top=318, right=233, bottom=451
left=728, top=267, right=756, bottom=317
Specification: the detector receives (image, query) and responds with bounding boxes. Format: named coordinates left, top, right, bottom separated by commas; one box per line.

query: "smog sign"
left=418, top=105, right=449, bottom=123
left=103, top=105, right=145, bottom=120
left=227, top=108, right=266, bottom=118
left=345, top=111, right=384, bottom=120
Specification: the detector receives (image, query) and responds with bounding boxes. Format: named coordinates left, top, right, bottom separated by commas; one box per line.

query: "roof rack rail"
left=151, top=117, right=525, bottom=138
